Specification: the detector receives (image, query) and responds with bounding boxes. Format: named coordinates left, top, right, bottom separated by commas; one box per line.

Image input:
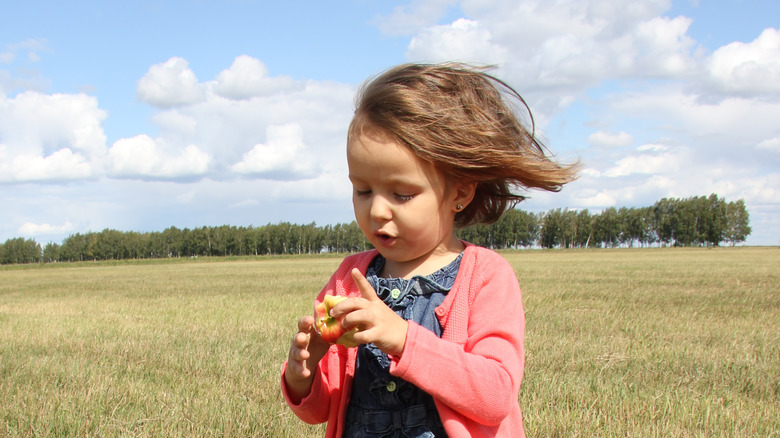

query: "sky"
left=1, top=0, right=779, bottom=246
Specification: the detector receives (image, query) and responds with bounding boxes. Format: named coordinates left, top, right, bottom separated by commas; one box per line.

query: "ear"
left=451, top=181, right=477, bottom=213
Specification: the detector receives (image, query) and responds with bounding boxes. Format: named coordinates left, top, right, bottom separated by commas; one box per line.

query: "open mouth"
left=374, top=231, right=396, bottom=245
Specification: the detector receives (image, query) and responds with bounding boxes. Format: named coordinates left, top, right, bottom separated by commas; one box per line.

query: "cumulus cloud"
left=608, top=87, right=780, bottom=156
left=231, top=123, right=319, bottom=180
left=108, top=134, right=210, bottom=180
left=603, top=144, right=686, bottom=177
left=0, top=91, right=106, bottom=156
left=0, top=91, right=107, bottom=182
left=132, top=59, right=354, bottom=181
left=398, top=1, right=778, bottom=245
left=214, top=55, right=297, bottom=100
left=1, top=52, right=352, bottom=185
left=406, top=0, right=698, bottom=89
left=0, top=147, right=93, bottom=182
left=407, top=18, right=508, bottom=65
left=3, top=2, right=778, bottom=245
left=136, top=57, right=205, bottom=108
left=631, top=16, right=698, bottom=75
left=400, top=0, right=705, bottom=126
left=706, top=28, right=780, bottom=96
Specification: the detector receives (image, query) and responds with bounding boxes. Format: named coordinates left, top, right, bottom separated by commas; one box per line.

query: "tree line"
left=0, top=194, right=752, bottom=265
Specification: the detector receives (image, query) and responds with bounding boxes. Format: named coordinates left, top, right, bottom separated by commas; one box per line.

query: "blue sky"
left=2, top=0, right=779, bottom=246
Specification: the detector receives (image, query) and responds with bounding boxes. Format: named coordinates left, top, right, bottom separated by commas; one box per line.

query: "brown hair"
left=349, top=62, right=579, bottom=228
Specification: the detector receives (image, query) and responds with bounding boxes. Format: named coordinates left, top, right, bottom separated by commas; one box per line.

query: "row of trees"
left=463, top=194, right=751, bottom=249
left=0, top=194, right=752, bottom=264
left=0, top=222, right=372, bottom=264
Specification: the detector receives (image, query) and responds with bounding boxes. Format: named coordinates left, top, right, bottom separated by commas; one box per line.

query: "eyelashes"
left=354, top=189, right=415, bottom=202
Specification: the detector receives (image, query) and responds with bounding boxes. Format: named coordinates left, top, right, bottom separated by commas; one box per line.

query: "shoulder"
left=336, top=249, right=378, bottom=272
left=458, top=244, right=520, bottom=302
left=461, top=244, right=513, bottom=274
left=324, top=250, right=379, bottom=298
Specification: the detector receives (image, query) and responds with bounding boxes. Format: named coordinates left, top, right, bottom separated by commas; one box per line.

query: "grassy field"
left=0, top=247, right=777, bottom=437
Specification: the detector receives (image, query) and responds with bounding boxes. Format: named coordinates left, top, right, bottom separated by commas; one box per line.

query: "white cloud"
left=3, top=3, right=778, bottom=246
left=0, top=91, right=106, bottom=182
left=608, top=87, right=780, bottom=154
left=0, top=91, right=107, bottom=156
left=2, top=53, right=353, bottom=185
left=400, top=3, right=777, bottom=246
left=0, top=146, right=93, bottom=182
left=453, top=0, right=691, bottom=84
left=407, top=18, right=508, bottom=65
left=18, top=221, right=75, bottom=238
left=231, top=123, right=319, bottom=180
left=136, top=57, right=205, bottom=108
left=108, top=134, right=210, bottom=179
left=214, top=55, right=297, bottom=100
left=134, top=58, right=354, bottom=180
left=758, top=137, right=780, bottom=152
left=603, top=145, right=686, bottom=177
left=401, top=0, right=701, bottom=124
left=707, top=28, right=780, bottom=96
left=577, top=190, right=617, bottom=208
left=630, top=16, right=697, bottom=76
left=588, top=130, right=634, bottom=148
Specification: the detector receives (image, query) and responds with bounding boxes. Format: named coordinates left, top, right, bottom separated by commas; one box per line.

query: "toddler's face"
left=347, top=132, right=464, bottom=278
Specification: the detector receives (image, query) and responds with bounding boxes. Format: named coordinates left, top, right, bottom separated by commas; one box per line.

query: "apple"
left=314, top=295, right=359, bottom=347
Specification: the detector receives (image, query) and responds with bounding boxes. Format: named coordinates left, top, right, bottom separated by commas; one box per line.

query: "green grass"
left=1, top=248, right=778, bottom=437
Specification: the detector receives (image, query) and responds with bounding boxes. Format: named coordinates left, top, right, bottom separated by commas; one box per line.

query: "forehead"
left=347, top=133, right=444, bottom=186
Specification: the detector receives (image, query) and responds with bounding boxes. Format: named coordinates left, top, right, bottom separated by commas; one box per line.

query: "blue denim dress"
left=342, top=253, right=463, bottom=438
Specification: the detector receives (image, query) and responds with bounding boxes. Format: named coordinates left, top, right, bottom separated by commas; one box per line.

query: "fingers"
left=298, top=315, right=315, bottom=333
left=326, top=270, right=377, bottom=320
left=351, top=268, right=380, bottom=302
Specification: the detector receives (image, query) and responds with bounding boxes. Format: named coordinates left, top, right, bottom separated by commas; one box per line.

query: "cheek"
left=352, top=197, right=371, bottom=223
left=352, top=197, right=364, bottom=217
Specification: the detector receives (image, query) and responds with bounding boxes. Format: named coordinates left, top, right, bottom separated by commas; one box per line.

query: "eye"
left=355, top=189, right=371, bottom=196
left=395, top=193, right=414, bottom=201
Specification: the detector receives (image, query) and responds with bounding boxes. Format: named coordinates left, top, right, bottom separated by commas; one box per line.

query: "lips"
left=374, top=230, right=397, bottom=247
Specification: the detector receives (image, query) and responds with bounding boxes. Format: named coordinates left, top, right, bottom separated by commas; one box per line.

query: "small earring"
left=456, top=203, right=464, bottom=211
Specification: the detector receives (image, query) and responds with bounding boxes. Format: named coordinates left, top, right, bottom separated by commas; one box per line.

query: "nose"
left=369, top=195, right=392, bottom=222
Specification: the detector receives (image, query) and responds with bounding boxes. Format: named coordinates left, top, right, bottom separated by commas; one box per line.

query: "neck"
left=381, top=237, right=465, bottom=279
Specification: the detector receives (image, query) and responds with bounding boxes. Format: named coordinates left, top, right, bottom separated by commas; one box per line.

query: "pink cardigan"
left=281, top=244, right=526, bottom=437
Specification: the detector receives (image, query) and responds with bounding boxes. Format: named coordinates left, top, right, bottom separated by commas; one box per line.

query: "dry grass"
left=0, top=248, right=778, bottom=437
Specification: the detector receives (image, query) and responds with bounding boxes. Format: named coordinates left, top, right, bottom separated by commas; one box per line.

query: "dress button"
left=435, top=307, right=445, bottom=316
left=386, top=381, right=397, bottom=392
left=390, top=288, right=401, bottom=300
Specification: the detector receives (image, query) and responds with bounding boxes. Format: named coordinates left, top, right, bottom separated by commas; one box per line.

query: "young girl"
left=282, top=63, right=578, bottom=437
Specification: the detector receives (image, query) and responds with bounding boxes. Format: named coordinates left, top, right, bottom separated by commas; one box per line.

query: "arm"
left=282, top=315, right=330, bottom=404
left=280, top=268, right=345, bottom=423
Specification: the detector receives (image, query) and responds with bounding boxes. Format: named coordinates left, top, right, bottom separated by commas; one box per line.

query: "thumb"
left=351, top=268, right=380, bottom=302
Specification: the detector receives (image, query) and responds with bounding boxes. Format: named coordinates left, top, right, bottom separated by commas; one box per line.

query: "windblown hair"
left=349, top=62, right=579, bottom=228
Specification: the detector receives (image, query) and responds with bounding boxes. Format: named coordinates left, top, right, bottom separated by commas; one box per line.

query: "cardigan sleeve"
left=389, top=249, right=525, bottom=426
left=280, top=357, right=332, bottom=424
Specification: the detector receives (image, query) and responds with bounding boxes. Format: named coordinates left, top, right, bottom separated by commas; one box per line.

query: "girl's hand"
left=331, top=268, right=409, bottom=357
left=283, top=315, right=329, bottom=403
